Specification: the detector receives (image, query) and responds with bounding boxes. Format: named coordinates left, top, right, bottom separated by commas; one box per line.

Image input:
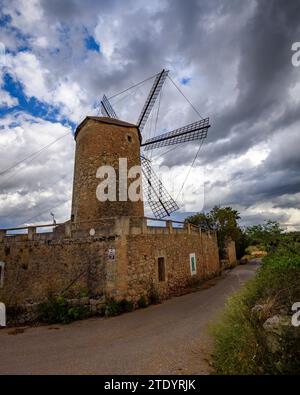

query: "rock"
left=252, top=304, right=264, bottom=314
left=68, top=298, right=80, bottom=306
left=263, top=315, right=291, bottom=336
left=79, top=297, right=90, bottom=305
left=263, top=314, right=292, bottom=353
left=251, top=303, right=274, bottom=321
left=279, top=307, right=289, bottom=315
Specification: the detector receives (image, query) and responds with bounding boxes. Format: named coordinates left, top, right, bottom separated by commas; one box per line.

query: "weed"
left=38, top=296, right=88, bottom=324
left=137, top=295, right=148, bottom=309
left=211, top=243, right=300, bottom=374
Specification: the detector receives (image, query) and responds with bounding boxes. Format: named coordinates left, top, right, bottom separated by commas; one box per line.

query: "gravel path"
left=0, top=263, right=258, bottom=375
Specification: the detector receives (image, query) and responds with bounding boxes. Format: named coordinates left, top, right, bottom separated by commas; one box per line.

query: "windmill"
left=100, top=69, right=210, bottom=220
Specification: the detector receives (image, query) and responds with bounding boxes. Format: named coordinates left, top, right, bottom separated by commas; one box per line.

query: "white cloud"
left=2, top=0, right=44, bottom=32
left=7, top=51, right=51, bottom=101
left=0, top=111, right=74, bottom=226
left=0, top=89, right=18, bottom=107
left=5, top=51, right=92, bottom=122
left=0, top=0, right=300, bottom=229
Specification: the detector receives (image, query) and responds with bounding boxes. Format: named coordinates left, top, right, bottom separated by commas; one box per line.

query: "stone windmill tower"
left=71, top=117, right=144, bottom=229
left=71, top=69, right=210, bottom=230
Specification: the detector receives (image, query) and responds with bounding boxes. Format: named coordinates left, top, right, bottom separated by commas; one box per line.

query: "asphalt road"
left=0, top=263, right=258, bottom=375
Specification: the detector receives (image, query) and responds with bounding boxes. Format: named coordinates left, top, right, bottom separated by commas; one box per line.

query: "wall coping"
left=0, top=217, right=215, bottom=243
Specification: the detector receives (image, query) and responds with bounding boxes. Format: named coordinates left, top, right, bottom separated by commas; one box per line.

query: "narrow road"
left=0, top=263, right=258, bottom=375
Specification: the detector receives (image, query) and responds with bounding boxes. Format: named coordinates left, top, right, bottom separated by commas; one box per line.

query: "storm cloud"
left=0, top=0, right=300, bottom=229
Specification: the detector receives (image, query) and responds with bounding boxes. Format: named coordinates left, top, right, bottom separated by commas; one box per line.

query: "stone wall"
left=0, top=217, right=223, bottom=309
left=0, top=236, right=113, bottom=305
left=6, top=297, right=106, bottom=326
left=125, top=230, right=220, bottom=301
left=226, top=239, right=237, bottom=267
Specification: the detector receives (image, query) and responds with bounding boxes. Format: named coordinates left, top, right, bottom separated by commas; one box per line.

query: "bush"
left=38, top=296, right=88, bottom=324
left=118, top=299, right=134, bottom=313
left=235, top=231, right=250, bottom=260
left=148, top=284, right=161, bottom=305
left=105, top=297, right=122, bottom=317
left=137, top=295, right=148, bottom=309
left=105, top=297, right=134, bottom=317
left=211, top=243, right=300, bottom=374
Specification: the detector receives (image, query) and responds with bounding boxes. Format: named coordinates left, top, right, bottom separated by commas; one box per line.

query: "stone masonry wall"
left=0, top=237, right=114, bottom=306
left=0, top=218, right=223, bottom=309
left=124, top=231, right=220, bottom=301
left=226, top=239, right=237, bottom=267
left=71, top=117, right=144, bottom=229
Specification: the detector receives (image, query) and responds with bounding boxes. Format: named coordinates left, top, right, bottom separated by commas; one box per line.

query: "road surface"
left=0, top=263, right=258, bottom=374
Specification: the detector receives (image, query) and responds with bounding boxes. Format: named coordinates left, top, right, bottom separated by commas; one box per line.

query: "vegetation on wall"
left=105, top=298, right=134, bottom=317
left=38, top=296, right=89, bottom=324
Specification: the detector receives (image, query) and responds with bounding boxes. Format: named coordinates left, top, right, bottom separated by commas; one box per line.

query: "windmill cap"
left=74, top=116, right=140, bottom=140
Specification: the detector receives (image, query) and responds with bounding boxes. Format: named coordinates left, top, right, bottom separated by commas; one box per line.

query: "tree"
left=185, top=206, right=241, bottom=258
left=246, top=220, right=283, bottom=250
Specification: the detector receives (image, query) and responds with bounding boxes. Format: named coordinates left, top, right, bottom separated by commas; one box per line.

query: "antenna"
left=50, top=212, right=56, bottom=226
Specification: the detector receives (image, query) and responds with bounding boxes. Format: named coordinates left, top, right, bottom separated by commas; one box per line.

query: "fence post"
left=0, top=230, right=6, bottom=241
left=166, top=220, right=173, bottom=234
left=28, top=226, right=36, bottom=241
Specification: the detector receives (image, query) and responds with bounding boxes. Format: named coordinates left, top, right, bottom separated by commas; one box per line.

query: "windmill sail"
left=137, top=69, right=169, bottom=133
left=141, top=156, right=179, bottom=219
left=101, top=94, right=118, bottom=119
left=141, top=118, right=210, bottom=151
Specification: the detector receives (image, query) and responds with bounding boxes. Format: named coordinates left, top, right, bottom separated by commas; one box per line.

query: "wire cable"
left=168, top=75, right=204, bottom=120
left=108, top=72, right=159, bottom=100
left=151, top=143, right=181, bottom=161
left=175, top=138, right=205, bottom=200
left=0, top=132, right=70, bottom=177
left=16, top=198, right=71, bottom=227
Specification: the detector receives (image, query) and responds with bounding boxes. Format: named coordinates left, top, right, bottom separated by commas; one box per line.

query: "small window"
left=0, top=261, right=5, bottom=288
left=189, top=253, right=197, bottom=275
left=127, top=134, right=132, bottom=143
left=158, top=257, right=165, bottom=282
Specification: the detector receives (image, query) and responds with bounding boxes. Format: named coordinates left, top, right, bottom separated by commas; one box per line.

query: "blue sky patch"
left=1, top=74, right=76, bottom=130
left=85, top=35, right=100, bottom=52
left=180, top=77, right=192, bottom=85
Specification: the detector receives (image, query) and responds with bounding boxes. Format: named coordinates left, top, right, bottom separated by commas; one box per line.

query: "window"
left=0, top=261, right=4, bottom=288
left=158, top=257, right=165, bottom=282
left=127, top=134, right=132, bottom=143
left=189, top=253, right=197, bottom=275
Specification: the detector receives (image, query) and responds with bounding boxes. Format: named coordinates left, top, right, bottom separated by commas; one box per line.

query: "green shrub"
left=6, top=305, right=26, bottom=323
left=38, top=296, right=88, bottom=324
left=104, top=297, right=134, bottom=317
left=105, top=297, right=122, bottom=317
left=118, top=299, right=134, bottom=313
left=211, top=244, right=300, bottom=375
left=137, top=295, right=148, bottom=309
left=148, top=284, right=161, bottom=305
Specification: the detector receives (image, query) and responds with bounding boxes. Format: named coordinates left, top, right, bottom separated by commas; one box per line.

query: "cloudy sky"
left=0, top=0, right=300, bottom=229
